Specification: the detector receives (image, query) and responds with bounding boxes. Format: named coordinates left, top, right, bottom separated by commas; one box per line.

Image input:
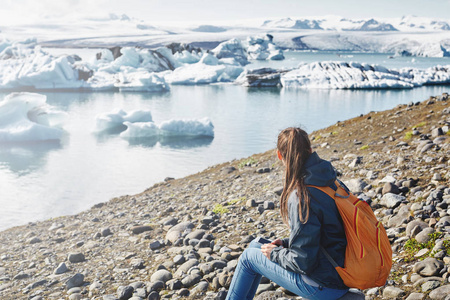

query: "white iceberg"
left=115, top=71, right=169, bottom=92
left=94, top=108, right=153, bottom=132
left=173, top=50, right=202, bottom=64
left=212, top=38, right=249, bottom=66
left=164, top=62, right=244, bottom=85
left=0, top=93, right=66, bottom=142
left=120, top=118, right=214, bottom=138
left=246, top=35, right=285, bottom=61
left=280, top=61, right=450, bottom=89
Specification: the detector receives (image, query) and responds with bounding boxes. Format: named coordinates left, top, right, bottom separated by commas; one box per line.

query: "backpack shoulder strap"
left=320, top=246, right=339, bottom=268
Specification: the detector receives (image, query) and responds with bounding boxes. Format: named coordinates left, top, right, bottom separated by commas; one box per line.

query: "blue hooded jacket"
left=270, top=152, right=348, bottom=290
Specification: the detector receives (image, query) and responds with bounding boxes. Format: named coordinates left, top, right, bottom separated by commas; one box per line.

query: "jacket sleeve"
left=270, top=192, right=322, bottom=275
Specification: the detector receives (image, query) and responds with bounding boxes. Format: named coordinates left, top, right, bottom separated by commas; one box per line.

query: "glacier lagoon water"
left=1, top=52, right=450, bottom=231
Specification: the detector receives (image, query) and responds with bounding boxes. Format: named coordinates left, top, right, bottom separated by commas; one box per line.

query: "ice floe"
left=164, top=61, right=244, bottom=85
left=246, top=35, right=285, bottom=61
left=95, top=108, right=214, bottom=138
left=120, top=118, right=214, bottom=138
left=280, top=61, right=450, bottom=89
left=94, top=109, right=153, bottom=132
left=0, top=93, right=66, bottom=142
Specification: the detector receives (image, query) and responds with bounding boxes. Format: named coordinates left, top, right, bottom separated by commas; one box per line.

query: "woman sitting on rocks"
left=226, top=127, right=349, bottom=300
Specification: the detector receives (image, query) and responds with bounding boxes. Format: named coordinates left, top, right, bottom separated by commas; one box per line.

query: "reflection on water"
left=125, top=136, right=214, bottom=149
left=0, top=141, right=62, bottom=176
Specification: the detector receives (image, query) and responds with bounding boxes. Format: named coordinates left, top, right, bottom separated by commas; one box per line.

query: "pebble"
left=54, top=262, right=68, bottom=274
left=67, top=253, right=85, bottom=263
left=66, top=273, right=84, bottom=290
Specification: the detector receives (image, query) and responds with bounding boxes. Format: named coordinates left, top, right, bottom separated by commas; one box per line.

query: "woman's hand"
left=271, top=239, right=283, bottom=246
left=261, top=243, right=278, bottom=260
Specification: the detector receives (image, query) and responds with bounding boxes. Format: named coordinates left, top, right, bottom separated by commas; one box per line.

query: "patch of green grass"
left=403, top=232, right=445, bottom=262
left=359, top=145, right=369, bottom=150
left=331, top=131, right=339, bottom=135
left=414, top=122, right=426, bottom=128
left=238, top=157, right=258, bottom=168
left=404, top=131, right=413, bottom=140
left=212, top=204, right=229, bottom=214
left=390, top=270, right=404, bottom=282
left=447, top=131, right=450, bottom=136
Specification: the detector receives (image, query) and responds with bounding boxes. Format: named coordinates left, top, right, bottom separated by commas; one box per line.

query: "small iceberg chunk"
left=120, top=118, right=214, bottom=138
left=0, top=92, right=66, bottom=143
left=115, top=72, right=169, bottom=92
left=94, top=109, right=153, bottom=132
left=158, top=118, right=214, bottom=137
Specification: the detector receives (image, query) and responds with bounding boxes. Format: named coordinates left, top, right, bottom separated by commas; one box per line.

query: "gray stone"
left=150, top=270, right=172, bottom=283
left=13, top=272, right=29, bottom=280
left=432, top=128, right=444, bottom=137
left=149, top=240, right=162, bottom=250
left=28, top=237, right=42, bottom=244
left=173, top=255, right=185, bottom=265
left=415, top=227, right=435, bottom=243
left=263, top=201, right=274, bottom=210
left=131, top=225, right=152, bottom=235
left=69, top=293, right=82, bottom=300
left=181, top=274, right=202, bottom=288
left=66, top=273, right=84, bottom=289
left=197, top=239, right=211, bottom=248
left=381, top=193, right=405, bottom=208
left=130, top=258, right=145, bottom=269
left=413, top=258, right=444, bottom=276
left=54, top=262, right=68, bottom=274
left=382, top=182, right=400, bottom=195
left=407, top=220, right=429, bottom=236
left=147, top=281, right=164, bottom=292
left=382, top=286, right=405, bottom=298
left=167, top=279, right=182, bottom=290
left=210, top=260, right=227, bottom=270
left=344, top=178, right=368, bottom=194
left=117, top=285, right=134, bottom=300
left=406, top=293, right=425, bottom=300
left=186, top=230, right=205, bottom=240
left=67, top=252, right=85, bottom=263
left=429, top=285, right=450, bottom=299
left=246, top=199, right=257, bottom=207
left=147, top=291, right=160, bottom=300
left=101, top=227, right=112, bottom=237
left=421, top=280, right=441, bottom=292
left=165, top=222, right=195, bottom=242
left=175, top=259, right=199, bottom=276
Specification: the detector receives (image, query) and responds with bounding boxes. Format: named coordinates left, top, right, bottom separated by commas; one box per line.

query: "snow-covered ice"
left=164, top=61, right=244, bottom=85
left=0, top=93, right=66, bottom=142
left=280, top=61, right=450, bottom=89
left=120, top=118, right=214, bottom=138
left=94, top=109, right=153, bottom=132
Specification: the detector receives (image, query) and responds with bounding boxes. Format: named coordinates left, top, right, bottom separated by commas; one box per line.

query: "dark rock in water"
left=237, top=68, right=286, bottom=87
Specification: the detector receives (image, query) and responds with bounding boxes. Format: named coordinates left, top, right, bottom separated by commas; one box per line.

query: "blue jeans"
left=226, top=239, right=349, bottom=300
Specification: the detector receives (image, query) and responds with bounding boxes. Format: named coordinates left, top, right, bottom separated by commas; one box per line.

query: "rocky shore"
left=1, top=93, right=450, bottom=300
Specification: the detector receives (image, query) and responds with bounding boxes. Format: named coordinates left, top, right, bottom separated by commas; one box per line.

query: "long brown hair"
left=277, top=127, right=312, bottom=225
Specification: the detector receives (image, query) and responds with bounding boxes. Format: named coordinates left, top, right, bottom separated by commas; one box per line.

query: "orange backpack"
left=308, top=180, right=392, bottom=290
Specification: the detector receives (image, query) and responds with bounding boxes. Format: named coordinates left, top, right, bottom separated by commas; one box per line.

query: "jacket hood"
left=303, top=152, right=336, bottom=186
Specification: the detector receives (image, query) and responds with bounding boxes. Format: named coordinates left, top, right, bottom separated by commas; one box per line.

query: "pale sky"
left=1, top=0, right=450, bottom=26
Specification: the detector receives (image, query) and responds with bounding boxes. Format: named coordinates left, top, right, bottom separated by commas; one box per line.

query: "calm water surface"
left=1, top=52, right=450, bottom=231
